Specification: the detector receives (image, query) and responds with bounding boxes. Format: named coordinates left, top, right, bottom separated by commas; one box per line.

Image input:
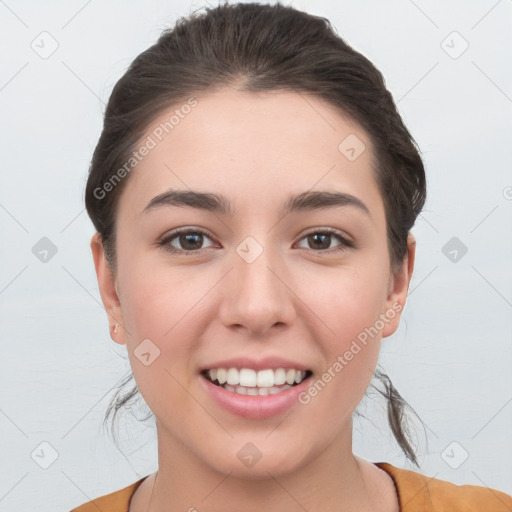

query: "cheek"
left=304, top=261, right=389, bottom=344
left=301, top=264, right=389, bottom=407
left=119, top=248, right=203, bottom=335
left=118, top=267, right=205, bottom=423
left=117, top=255, right=227, bottom=399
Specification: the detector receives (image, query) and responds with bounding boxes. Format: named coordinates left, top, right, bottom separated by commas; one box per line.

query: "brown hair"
left=86, top=2, right=427, bottom=467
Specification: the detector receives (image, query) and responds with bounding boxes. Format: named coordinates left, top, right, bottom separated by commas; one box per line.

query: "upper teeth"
left=208, top=368, right=307, bottom=387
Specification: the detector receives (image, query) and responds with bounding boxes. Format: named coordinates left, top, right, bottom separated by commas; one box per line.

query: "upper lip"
left=200, top=356, right=311, bottom=372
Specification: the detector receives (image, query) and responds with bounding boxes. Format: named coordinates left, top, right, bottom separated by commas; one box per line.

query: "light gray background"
left=1, top=1, right=511, bottom=510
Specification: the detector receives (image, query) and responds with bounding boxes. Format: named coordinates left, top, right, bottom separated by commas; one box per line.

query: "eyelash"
left=158, top=227, right=355, bottom=255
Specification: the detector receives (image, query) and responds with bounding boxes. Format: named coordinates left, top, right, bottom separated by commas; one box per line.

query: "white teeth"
left=205, top=367, right=309, bottom=389
left=295, top=371, right=305, bottom=384
left=224, top=384, right=293, bottom=396
left=226, top=368, right=239, bottom=385
left=235, top=385, right=247, bottom=395
left=257, top=369, right=274, bottom=387
left=285, top=369, right=296, bottom=385
left=274, top=368, right=286, bottom=385
left=216, top=368, right=227, bottom=384
left=239, top=368, right=257, bottom=387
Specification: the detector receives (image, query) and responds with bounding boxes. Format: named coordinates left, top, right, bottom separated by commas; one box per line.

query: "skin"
left=92, top=87, right=415, bottom=512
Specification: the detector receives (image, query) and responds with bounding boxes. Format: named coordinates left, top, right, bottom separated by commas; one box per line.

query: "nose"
left=218, top=241, right=296, bottom=338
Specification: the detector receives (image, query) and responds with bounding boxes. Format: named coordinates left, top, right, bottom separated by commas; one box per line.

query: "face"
left=92, top=87, right=414, bottom=479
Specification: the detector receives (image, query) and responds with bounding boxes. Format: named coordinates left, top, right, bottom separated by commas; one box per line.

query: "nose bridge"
left=221, top=235, right=295, bottom=334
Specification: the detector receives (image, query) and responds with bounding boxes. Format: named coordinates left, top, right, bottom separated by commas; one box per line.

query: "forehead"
left=118, top=87, right=384, bottom=221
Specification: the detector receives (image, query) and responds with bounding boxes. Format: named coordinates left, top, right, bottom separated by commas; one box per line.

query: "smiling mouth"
left=201, top=368, right=313, bottom=396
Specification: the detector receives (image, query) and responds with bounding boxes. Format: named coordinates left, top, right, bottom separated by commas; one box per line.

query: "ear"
left=90, top=232, right=126, bottom=345
left=380, top=233, right=416, bottom=338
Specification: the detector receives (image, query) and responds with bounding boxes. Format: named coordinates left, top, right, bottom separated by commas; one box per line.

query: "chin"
left=201, top=437, right=312, bottom=480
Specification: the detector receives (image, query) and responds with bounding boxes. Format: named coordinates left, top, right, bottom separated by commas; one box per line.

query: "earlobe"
left=381, top=233, right=416, bottom=338
left=90, top=233, right=126, bottom=345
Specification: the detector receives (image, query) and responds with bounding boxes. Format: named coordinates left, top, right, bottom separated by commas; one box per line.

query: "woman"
left=71, top=2, right=512, bottom=511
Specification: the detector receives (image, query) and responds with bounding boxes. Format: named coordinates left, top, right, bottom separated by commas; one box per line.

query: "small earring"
left=113, top=323, right=119, bottom=334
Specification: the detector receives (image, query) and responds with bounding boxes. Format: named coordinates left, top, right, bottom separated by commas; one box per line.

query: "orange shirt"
left=70, top=462, right=512, bottom=511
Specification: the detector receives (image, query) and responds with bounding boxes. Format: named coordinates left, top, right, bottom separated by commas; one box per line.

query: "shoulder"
left=69, top=476, right=148, bottom=512
left=375, top=462, right=512, bottom=511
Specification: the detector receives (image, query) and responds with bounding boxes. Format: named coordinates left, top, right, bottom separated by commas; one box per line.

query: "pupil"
left=181, top=233, right=202, bottom=250
left=309, top=233, right=330, bottom=250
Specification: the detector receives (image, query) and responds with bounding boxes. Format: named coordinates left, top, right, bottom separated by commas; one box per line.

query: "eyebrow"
left=142, top=189, right=371, bottom=218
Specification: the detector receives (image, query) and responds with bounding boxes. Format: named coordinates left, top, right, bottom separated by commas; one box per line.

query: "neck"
left=142, top=420, right=386, bottom=512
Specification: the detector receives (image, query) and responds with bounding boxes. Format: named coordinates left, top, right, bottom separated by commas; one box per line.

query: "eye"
left=159, top=228, right=217, bottom=254
left=158, top=227, right=355, bottom=255
left=296, top=229, right=354, bottom=253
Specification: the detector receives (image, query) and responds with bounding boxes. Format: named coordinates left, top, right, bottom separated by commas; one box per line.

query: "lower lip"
left=199, top=374, right=312, bottom=420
